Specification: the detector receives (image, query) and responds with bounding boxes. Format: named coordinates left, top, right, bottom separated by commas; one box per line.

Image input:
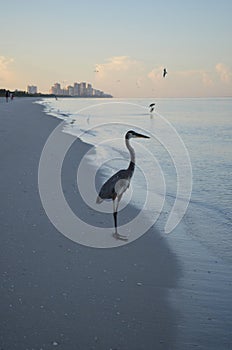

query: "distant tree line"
left=0, top=89, right=55, bottom=98
left=0, top=89, right=112, bottom=98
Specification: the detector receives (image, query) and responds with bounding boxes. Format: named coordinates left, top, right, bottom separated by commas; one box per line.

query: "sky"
left=0, top=0, right=232, bottom=97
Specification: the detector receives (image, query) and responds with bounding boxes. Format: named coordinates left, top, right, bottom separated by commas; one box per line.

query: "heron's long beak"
left=135, top=132, right=150, bottom=139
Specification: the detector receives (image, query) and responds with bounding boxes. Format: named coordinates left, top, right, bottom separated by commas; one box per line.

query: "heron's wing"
left=115, top=178, right=130, bottom=197
left=98, top=169, right=130, bottom=200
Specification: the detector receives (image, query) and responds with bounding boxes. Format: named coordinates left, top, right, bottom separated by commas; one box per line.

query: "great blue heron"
left=96, top=130, right=150, bottom=241
left=163, top=68, right=167, bottom=78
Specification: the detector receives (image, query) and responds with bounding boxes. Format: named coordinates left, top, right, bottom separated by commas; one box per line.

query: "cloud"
left=0, top=56, right=13, bottom=70
left=201, top=72, right=214, bottom=87
left=215, top=63, right=231, bottom=83
left=95, top=56, right=142, bottom=78
left=148, top=67, right=215, bottom=87
left=0, top=55, right=14, bottom=83
left=94, top=57, right=232, bottom=97
left=136, top=78, right=143, bottom=88
left=147, top=66, right=164, bottom=82
left=179, top=69, right=215, bottom=87
left=94, top=56, right=147, bottom=97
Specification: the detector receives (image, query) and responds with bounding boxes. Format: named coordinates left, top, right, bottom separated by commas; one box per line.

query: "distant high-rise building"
left=50, top=83, right=62, bottom=95
left=87, top=83, right=93, bottom=96
left=27, top=85, right=37, bottom=94
left=79, top=82, right=86, bottom=96
left=94, top=89, right=103, bottom=97
left=73, top=82, right=80, bottom=96
left=67, top=86, right=74, bottom=96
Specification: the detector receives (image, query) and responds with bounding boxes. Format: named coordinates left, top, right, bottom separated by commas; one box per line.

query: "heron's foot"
left=113, top=232, right=128, bottom=241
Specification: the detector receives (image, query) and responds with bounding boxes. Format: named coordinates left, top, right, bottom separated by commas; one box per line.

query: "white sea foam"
left=38, top=97, right=232, bottom=260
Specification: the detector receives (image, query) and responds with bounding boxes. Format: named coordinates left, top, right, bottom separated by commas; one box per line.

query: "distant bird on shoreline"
left=149, top=103, right=155, bottom=113
left=96, top=130, right=150, bottom=241
left=163, top=68, right=167, bottom=78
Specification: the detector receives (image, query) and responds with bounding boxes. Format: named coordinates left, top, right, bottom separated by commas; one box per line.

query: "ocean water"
left=38, top=97, right=232, bottom=262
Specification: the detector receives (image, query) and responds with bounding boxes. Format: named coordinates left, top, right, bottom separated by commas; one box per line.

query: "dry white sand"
left=0, top=97, right=231, bottom=349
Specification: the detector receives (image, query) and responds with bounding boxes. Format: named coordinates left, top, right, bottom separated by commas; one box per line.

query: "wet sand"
left=0, top=98, right=179, bottom=349
left=0, top=97, right=231, bottom=350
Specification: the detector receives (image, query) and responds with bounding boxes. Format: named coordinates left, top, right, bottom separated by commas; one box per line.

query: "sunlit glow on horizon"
left=0, top=1, right=231, bottom=98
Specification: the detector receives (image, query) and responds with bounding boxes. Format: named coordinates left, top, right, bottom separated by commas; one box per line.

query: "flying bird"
left=163, top=68, right=167, bottom=78
left=96, top=130, right=150, bottom=241
left=149, top=103, right=155, bottom=113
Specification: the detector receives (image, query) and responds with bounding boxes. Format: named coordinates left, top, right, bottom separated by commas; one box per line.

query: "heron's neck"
left=126, top=138, right=135, bottom=174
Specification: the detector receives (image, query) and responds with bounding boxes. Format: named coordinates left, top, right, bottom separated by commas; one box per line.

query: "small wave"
left=79, top=128, right=97, bottom=137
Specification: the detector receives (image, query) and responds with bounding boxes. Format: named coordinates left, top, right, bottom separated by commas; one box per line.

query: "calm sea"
left=38, top=97, right=232, bottom=262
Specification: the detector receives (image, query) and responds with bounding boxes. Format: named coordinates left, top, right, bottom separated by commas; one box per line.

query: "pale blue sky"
left=0, top=0, right=231, bottom=97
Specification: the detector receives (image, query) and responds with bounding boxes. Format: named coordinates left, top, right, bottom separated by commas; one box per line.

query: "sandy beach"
left=0, top=97, right=231, bottom=350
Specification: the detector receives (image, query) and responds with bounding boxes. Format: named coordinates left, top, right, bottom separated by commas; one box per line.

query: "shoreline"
left=0, top=97, right=180, bottom=349
left=1, top=97, right=231, bottom=349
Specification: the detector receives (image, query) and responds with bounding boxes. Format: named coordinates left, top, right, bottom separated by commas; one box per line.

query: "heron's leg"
left=115, top=194, right=121, bottom=212
left=112, top=199, right=118, bottom=234
left=112, top=196, right=128, bottom=241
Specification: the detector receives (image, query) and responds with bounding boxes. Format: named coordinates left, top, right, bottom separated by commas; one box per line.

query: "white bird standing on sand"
left=96, top=130, right=150, bottom=241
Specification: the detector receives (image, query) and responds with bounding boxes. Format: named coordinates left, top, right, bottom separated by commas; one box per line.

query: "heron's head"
left=126, top=130, right=150, bottom=140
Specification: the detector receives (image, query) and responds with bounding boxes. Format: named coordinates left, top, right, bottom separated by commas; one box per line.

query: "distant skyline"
left=0, top=0, right=232, bottom=98
left=49, top=81, right=112, bottom=97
